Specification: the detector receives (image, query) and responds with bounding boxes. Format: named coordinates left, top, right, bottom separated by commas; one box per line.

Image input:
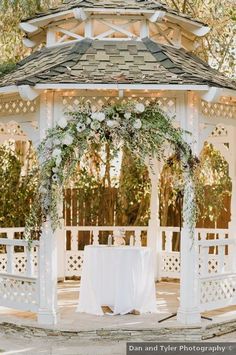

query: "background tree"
left=165, top=0, right=236, bottom=77
left=0, top=143, right=38, bottom=227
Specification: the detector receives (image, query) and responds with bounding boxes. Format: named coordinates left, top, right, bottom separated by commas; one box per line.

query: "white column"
left=37, top=91, right=59, bottom=325
left=176, top=92, right=201, bottom=324
left=147, top=158, right=161, bottom=281
left=177, top=225, right=200, bottom=324
left=38, top=221, right=58, bottom=325
left=228, top=127, right=236, bottom=272
left=54, top=92, right=66, bottom=281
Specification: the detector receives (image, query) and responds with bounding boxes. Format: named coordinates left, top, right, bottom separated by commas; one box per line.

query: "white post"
left=38, top=221, right=58, bottom=325
left=228, top=127, right=236, bottom=272
left=146, top=158, right=162, bottom=281
left=37, top=91, right=59, bottom=325
left=177, top=92, right=201, bottom=324
left=177, top=225, right=200, bottom=324
left=54, top=92, right=66, bottom=282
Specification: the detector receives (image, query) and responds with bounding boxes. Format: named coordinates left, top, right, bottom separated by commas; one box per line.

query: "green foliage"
left=0, top=144, right=38, bottom=227
left=196, top=143, right=231, bottom=223
left=0, top=62, right=17, bottom=77
left=116, top=149, right=150, bottom=226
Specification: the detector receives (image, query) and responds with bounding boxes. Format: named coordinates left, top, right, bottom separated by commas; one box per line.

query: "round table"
left=77, top=245, right=157, bottom=315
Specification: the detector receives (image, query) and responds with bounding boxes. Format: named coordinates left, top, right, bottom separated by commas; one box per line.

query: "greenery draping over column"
left=26, top=101, right=199, bottom=239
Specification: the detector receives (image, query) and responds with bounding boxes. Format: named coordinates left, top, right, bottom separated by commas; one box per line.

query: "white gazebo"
left=0, top=0, right=236, bottom=327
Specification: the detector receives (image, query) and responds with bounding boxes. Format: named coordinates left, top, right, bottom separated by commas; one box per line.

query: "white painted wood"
left=19, top=22, right=38, bottom=33
left=38, top=221, right=58, bottom=325
left=146, top=158, right=162, bottom=280
left=35, top=83, right=210, bottom=91
left=37, top=92, right=58, bottom=325
left=99, top=20, right=136, bottom=38
left=201, top=87, right=223, bottom=102
left=73, top=8, right=88, bottom=21
left=23, top=37, right=36, bottom=48
left=92, top=229, right=99, bottom=245
left=148, top=10, right=165, bottom=23
left=140, top=19, right=149, bottom=38
left=134, top=230, right=142, bottom=247
left=84, top=19, right=93, bottom=38
left=46, top=27, right=57, bottom=46
left=18, top=85, right=39, bottom=101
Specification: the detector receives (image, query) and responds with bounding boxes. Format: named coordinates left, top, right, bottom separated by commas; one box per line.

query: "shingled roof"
left=0, top=38, right=235, bottom=90
left=24, top=0, right=206, bottom=26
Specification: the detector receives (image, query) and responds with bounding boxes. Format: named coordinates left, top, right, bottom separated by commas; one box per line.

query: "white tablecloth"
left=77, top=245, right=157, bottom=315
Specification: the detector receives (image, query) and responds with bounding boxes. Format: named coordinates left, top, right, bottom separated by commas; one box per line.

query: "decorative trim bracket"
left=18, top=85, right=40, bottom=101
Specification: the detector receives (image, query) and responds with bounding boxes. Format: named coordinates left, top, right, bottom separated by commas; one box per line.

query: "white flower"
left=54, top=138, right=61, bottom=145
left=52, top=148, right=61, bottom=158
left=57, top=117, right=68, bottom=129
left=76, top=122, right=86, bottom=133
left=63, top=134, right=73, bottom=146
left=124, top=112, right=131, bottom=119
left=135, top=103, right=145, bottom=113
left=91, top=121, right=101, bottom=130
left=56, top=156, right=62, bottom=167
left=107, top=120, right=119, bottom=128
left=112, top=113, right=120, bottom=120
left=86, top=117, right=92, bottom=125
left=96, top=112, right=106, bottom=122
left=133, top=119, right=142, bottom=129
left=91, top=112, right=99, bottom=120
left=39, top=186, right=47, bottom=194
left=52, top=167, right=59, bottom=173
left=52, top=174, right=58, bottom=182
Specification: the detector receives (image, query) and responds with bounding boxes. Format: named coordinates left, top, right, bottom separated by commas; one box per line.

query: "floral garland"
left=26, top=101, right=198, bottom=239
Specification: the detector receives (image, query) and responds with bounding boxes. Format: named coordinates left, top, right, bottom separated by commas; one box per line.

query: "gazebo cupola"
left=20, top=0, right=209, bottom=50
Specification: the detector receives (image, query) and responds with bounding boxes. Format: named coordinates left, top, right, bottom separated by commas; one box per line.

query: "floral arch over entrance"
left=27, top=101, right=198, bottom=239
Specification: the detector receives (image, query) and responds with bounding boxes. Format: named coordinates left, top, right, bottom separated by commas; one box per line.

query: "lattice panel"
left=0, top=121, right=28, bottom=140
left=0, top=255, right=7, bottom=273
left=211, top=125, right=228, bottom=137
left=0, top=276, right=38, bottom=311
left=66, top=251, right=84, bottom=277
left=201, top=101, right=236, bottom=120
left=62, top=96, right=176, bottom=117
left=200, top=275, right=236, bottom=311
left=0, top=96, right=38, bottom=117
left=0, top=253, right=38, bottom=275
left=161, top=252, right=180, bottom=278
left=199, top=255, right=230, bottom=276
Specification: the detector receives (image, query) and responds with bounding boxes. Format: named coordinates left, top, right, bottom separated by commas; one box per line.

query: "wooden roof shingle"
left=0, top=38, right=235, bottom=90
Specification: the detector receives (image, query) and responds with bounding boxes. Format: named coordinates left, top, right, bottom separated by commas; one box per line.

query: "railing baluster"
left=71, top=229, right=78, bottom=251
left=166, top=231, right=172, bottom=252
left=6, top=244, right=14, bottom=274
left=201, top=246, right=209, bottom=276
left=218, top=245, right=225, bottom=273
left=134, top=230, right=141, bottom=247
left=26, top=246, right=34, bottom=277
left=92, top=229, right=99, bottom=245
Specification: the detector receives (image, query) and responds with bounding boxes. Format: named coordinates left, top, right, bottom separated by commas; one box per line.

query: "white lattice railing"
left=160, top=226, right=181, bottom=278
left=0, top=228, right=38, bottom=276
left=0, top=230, right=39, bottom=312
left=65, top=226, right=148, bottom=277
left=196, top=229, right=236, bottom=311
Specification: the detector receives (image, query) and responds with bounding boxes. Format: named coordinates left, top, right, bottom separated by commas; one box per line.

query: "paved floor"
left=0, top=281, right=236, bottom=332
left=0, top=330, right=235, bottom=355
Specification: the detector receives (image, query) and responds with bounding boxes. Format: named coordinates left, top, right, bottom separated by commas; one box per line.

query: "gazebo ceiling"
left=0, top=38, right=235, bottom=91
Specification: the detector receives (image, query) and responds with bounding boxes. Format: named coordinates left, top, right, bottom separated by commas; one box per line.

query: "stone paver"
left=0, top=331, right=235, bottom=355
